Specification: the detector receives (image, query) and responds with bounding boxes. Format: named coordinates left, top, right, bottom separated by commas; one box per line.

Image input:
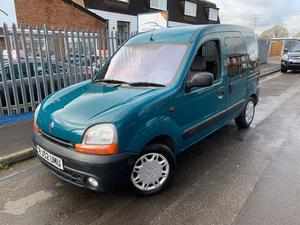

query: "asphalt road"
left=1, top=72, right=300, bottom=225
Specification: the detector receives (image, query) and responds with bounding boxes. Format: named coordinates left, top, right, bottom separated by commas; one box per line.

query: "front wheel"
left=130, top=144, right=176, bottom=196
left=235, top=98, right=256, bottom=128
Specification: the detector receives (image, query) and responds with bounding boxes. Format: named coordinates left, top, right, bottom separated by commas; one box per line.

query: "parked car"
left=33, top=25, right=260, bottom=195
left=0, top=59, right=69, bottom=106
left=281, top=41, right=300, bottom=72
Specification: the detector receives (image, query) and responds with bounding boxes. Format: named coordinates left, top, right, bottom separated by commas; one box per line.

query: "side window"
left=225, top=37, right=247, bottom=77
left=245, top=37, right=259, bottom=72
left=189, top=40, right=221, bottom=81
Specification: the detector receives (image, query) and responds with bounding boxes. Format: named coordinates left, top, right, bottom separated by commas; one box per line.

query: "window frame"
left=244, top=36, right=259, bottom=73
left=224, top=37, right=247, bottom=78
left=150, top=0, right=167, bottom=11
left=184, top=1, right=197, bottom=17
left=184, top=38, right=222, bottom=93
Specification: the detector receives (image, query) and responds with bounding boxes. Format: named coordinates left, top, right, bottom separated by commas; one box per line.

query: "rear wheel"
left=235, top=98, right=256, bottom=128
left=130, top=144, right=176, bottom=196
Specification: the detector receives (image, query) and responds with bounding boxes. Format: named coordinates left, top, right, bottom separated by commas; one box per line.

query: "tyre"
left=281, top=68, right=288, bottom=73
left=130, top=143, right=176, bottom=196
left=235, top=98, right=256, bottom=129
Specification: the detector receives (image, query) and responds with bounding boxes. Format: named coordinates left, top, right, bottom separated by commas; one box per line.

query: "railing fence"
left=0, top=23, right=135, bottom=118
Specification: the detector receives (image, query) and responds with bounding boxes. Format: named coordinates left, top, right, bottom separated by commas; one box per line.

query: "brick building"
left=2, top=0, right=107, bottom=32
left=0, top=28, right=4, bottom=49
left=78, top=0, right=220, bottom=33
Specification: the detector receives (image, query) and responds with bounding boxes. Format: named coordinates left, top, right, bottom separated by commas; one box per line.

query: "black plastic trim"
left=183, top=100, right=245, bottom=139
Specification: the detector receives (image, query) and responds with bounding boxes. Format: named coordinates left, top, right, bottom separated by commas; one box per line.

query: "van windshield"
left=98, top=43, right=188, bottom=86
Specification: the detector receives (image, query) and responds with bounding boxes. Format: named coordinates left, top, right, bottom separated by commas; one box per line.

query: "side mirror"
left=186, top=72, right=214, bottom=91
left=284, top=48, right=288, bottom=54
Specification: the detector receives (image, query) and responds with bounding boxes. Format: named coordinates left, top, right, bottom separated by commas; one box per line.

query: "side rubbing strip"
left=183, top=100, right=245, bottom=139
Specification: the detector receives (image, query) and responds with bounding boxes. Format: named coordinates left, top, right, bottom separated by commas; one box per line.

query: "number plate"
left=37, top=145, right=64, bottom=170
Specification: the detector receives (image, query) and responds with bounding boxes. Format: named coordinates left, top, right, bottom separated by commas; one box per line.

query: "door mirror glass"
left=186, top=72, right=214, bottom=91
left=284, top=48, right=289, bottom=54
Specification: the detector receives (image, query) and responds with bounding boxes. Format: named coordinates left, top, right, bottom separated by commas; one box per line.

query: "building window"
left=117, top=21, right=130, bottom=45
left=150, top=0, right=167, bottom=11
left=208, top=8, right=219, bottom=21
left=185, top=1, right=197, bottom=17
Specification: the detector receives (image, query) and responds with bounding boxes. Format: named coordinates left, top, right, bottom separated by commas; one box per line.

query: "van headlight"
left=83, top=124, right=117, bottom=145
left=75, top=124, right=118, bottom=155
left=282, top=54, right=289, bottom=61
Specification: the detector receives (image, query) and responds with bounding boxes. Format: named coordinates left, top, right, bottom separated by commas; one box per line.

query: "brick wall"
left=14, top=0, right=106, bottom=32
left=0, top=28, right=5, bottom=50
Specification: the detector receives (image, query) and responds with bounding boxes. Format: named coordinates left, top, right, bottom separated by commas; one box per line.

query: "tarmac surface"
left=1, top=71, right=300, bottom=225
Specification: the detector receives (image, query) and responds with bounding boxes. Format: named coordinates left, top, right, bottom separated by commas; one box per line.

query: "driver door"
left=174, top=37, right=226, bottom=146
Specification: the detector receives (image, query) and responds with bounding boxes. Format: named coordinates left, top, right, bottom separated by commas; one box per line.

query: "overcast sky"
left=214, top=0, right=300, bottom=35
left=1, top=0, right=300, bottom=36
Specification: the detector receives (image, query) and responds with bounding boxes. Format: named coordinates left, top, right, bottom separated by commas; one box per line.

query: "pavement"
left=0, top=61, right=281, bottom=166
left=0, top=71, right=300, bottom=225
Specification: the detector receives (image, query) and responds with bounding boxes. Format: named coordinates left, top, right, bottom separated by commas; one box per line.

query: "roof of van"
left=127, top=24, right=254, bottom=44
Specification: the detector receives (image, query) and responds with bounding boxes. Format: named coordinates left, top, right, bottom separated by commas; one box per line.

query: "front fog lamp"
left=87, top=177, right=99, bottom=188
left=83, top=124, right=116, bottom=145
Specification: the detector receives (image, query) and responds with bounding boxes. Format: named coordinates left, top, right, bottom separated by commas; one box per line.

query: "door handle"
left=228, top=83, right=234, bottom=93
left=218, top=86, right=225, bottom=95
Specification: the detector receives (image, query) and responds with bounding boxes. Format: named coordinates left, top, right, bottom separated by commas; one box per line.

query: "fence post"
left=29, top=26, right=42, bottom=103
left=20, top=25, right=35, bottom=110
left=51, top=28, right=61, bottom=90
left=37, top=26, right=48, bottom=97
left=0, top=48, right=12, bottom=115
left=58, top=29, right=67, bottom=87
left=3, top=23, right=21, bottom=114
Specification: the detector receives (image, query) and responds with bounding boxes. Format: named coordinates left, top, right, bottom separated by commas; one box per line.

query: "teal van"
left=33, top=25, right=260, bottom=195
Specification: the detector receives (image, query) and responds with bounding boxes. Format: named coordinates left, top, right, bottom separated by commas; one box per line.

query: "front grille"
left=42, top=160, right=86, bottom=187
left=40, top=130, right=74, bottom=148
left=290, top=56, right=300, bottom=60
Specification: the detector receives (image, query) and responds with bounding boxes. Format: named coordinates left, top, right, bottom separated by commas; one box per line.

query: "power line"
left=221, top=10, right=300, bottom=19
left=0, top=9, right=8, bottom=16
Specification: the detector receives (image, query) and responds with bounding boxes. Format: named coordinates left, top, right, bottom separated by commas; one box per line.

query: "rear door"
left=224, top=33, right=248, bottom=108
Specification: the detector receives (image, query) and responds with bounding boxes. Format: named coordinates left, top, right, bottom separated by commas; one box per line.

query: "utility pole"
left=253, top=16, right=258, bottom=32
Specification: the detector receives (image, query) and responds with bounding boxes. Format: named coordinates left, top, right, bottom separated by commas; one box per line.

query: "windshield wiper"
left=94, top=79, right=129, bottom=85
left=129, top=82, right=166, bottom=87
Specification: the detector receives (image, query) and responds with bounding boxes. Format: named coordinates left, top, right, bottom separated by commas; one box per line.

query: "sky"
left=0, top=0, right=17, bottom=26
left=214, top=0, right=300, bottom=36
left=1, top=0, right=300, bottom=36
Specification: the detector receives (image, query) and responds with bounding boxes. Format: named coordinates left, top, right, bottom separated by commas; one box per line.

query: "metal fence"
left=258, top=38, right=270, bottom=64
left=0, top=23, right=135, bottom=118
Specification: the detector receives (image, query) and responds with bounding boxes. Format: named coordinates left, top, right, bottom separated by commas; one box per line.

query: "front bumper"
left=32, top=131, right=138, bottom=192
left=281, top=60, right=300, bottom=71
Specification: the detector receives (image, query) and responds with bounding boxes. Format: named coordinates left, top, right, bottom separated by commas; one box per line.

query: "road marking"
left=1, top=191, right=53, bottom=216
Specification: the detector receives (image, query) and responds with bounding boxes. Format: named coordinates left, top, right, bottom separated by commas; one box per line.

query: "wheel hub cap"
left=131, top=153, right=170, bottom=191
left=245, top=101, right=255, bottom=124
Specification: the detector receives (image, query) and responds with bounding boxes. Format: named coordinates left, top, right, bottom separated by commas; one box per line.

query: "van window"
left=189, top=40, right=221, bottom=81
left=245, top=37, right=259, bottom=72
left=225, top=37, right=247, bottom=77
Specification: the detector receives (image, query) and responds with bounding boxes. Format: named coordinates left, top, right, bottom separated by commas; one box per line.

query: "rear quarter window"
left=225, top=37, right=247, bottom=77
left=245, top=37, right=259, bottom=72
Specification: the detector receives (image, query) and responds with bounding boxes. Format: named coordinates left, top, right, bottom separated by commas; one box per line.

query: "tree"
left=260, top=25, right=289, bottom=39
